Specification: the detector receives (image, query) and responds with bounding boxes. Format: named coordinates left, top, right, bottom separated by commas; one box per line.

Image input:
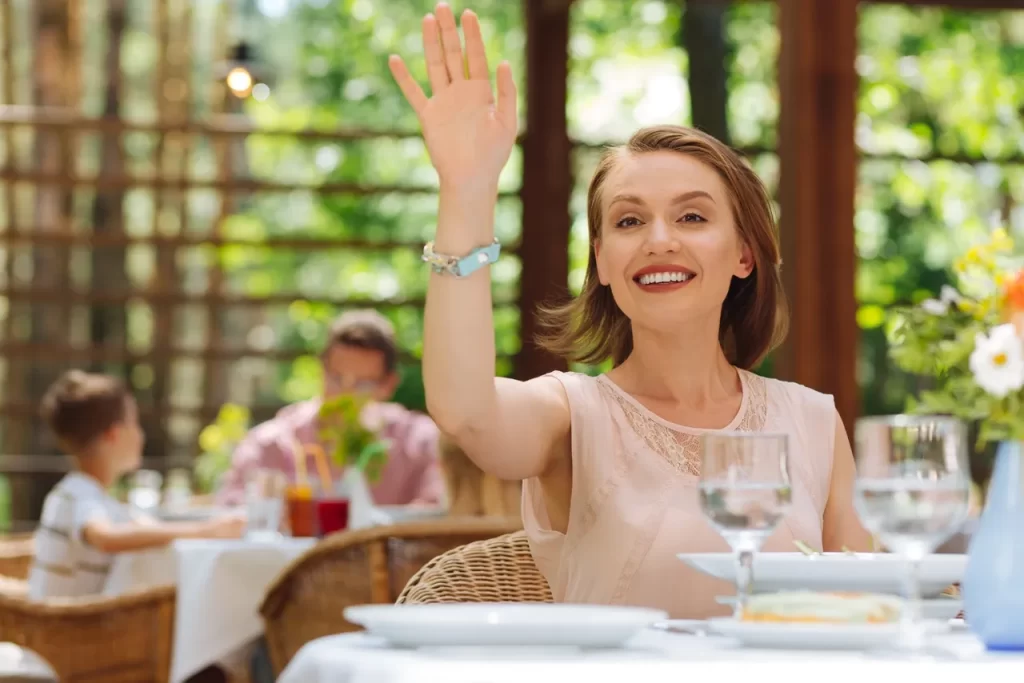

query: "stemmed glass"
left=854, top=415, right=970, bottom=649
left=699, top=432, right=792, bottom=617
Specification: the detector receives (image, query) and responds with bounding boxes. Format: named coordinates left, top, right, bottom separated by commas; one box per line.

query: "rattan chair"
left=259, top=517, right=521, bottom=674
left=397, top=530, right=552, bottom=604
left=0, top=536, right=34, bottom=582
left=0, top=585, right=175, bottom=683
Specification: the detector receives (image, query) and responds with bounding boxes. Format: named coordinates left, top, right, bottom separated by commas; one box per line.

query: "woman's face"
left=594, top=150, right=754, bottom=333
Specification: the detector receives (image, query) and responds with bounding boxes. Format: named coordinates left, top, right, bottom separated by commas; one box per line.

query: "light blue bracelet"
left=422, top=238, right=501, bottom=278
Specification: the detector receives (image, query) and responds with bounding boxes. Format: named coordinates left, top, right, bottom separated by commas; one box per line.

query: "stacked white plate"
left=344, top=603, right=667, bottom=649
left=677, top=552, right=967, bottom=649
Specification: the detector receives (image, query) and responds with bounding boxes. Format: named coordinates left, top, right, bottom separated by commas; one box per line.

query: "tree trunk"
left=680, top=0, right=730, bottom=144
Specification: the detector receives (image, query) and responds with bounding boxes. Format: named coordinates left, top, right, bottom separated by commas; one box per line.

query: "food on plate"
left=741, top=591, right=903, bottom=624
left=793, top=539, right=879, bottom=556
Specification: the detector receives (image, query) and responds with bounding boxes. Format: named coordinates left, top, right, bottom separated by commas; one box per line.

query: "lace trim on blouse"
left=597, top=371, right=769, bottom=476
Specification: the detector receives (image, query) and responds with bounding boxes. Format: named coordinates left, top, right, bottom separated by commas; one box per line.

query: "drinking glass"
left=854, top=415, right=970, bottom=648
left=245, top=469, right=288, bottom=541
left=162, top=468, right=193, bottom=513
left=128, top=469, right=163, bottom=513
left=699, top=432, right=792, bottom=617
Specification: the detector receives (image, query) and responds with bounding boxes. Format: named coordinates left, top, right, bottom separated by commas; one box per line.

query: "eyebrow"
left=608, top=190, right=716, bottom=207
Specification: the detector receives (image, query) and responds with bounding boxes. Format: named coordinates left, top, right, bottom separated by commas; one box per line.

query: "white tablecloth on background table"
left=277, top=629, right=1024, bottom=683
left=105, top=537, right=316, bottom=683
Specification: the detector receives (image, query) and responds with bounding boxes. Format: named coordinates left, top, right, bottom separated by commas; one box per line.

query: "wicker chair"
left=397, top=530, right=552, bottom=604
left=0, top=536, right=34, bottom=582
left=0, top=585, right=176, bottom=683
left=259, top=517, right=521, bottom=674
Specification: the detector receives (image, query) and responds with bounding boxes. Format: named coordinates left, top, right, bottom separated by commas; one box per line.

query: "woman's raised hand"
left=388, top=3, right=517, bottom=190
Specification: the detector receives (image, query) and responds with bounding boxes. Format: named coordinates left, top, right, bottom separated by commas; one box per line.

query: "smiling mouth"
left=634, top=271, right=696, bottom=288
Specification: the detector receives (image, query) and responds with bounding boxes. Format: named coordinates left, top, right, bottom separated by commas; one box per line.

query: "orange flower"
left=1005, top=270, right=1024, bottom=313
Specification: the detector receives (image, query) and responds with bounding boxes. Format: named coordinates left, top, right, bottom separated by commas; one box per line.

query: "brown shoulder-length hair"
left=537, top=125, right=788, bottom=370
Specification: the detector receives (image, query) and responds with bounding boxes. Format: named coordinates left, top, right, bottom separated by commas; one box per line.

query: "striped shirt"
left=28, top=472, right=132, bottom=599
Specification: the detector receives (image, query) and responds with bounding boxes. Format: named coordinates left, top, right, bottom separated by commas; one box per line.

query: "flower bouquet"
left=888, top=228, right=1024, bottom=449
left=318, top=393, right=391, bottom=482
left=195, top=404, right=251, bottom=493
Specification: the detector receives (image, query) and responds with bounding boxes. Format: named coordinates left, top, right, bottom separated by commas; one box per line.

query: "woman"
left=388, top=2, right=872, bottom=618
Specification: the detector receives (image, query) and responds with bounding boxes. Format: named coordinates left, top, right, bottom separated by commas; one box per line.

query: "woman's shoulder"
left=757, top=373, right=837, bottom=420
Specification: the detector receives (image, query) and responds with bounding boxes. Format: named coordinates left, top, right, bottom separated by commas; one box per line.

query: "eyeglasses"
left=323, top=373, right=381, bottom=394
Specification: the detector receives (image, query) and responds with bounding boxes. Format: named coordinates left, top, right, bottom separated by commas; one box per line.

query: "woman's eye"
left=679, top=212, right=707, bottom=223
left=615, top=216, right=642, bottom=228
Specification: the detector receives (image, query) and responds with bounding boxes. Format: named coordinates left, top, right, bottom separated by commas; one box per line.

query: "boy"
left=29, top=370, right=245, bottom=600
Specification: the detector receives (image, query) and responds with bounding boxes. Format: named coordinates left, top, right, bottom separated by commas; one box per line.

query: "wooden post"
left=776, top=0, right=860, bottom=435
left=516, top=0, right=572, bottom=380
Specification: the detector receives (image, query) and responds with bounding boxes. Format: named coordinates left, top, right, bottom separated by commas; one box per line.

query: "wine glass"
left=854, top=415, right=970, bottom=649
left=244, top=469, right=288, bottom=541
left=699, top=432, right=792, bottom=617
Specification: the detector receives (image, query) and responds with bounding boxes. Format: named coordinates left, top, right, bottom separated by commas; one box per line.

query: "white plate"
left=707, top=617, right=952, bottom=650
left=344, top=603, right=667, bottom=648
left=375, top=505, right=447, bottom=523
left=679, top=553, right=965, bottom=598
left=713, top=595, right=963, bottom=621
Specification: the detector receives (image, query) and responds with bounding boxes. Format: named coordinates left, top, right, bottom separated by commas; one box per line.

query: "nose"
left=643, top=219, right=681, bottom=255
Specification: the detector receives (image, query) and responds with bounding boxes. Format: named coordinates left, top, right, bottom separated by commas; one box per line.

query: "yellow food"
left=740, top=591, right=903, bottom=624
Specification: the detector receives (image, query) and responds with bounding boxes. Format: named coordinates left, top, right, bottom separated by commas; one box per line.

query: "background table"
left=105, top=537, right=315, bottom=683
left=278, top=629, right=1023, bottom=683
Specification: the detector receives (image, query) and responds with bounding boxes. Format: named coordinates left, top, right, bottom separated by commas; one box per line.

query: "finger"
left=388, top=55, right=429, bottom=115
left=461, top=10, right=490, bottom=82
left=495, top=61, right=518, bottom=132
left=434, top=2, right=465, bottom=81
left=422, top=14, right=450, bottom=94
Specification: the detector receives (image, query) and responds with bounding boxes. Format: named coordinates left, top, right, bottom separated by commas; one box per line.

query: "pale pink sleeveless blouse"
left=522, top=369, right=836, bottom=619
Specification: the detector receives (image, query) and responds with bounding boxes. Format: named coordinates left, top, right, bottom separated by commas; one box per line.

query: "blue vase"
left=962, top=440, right=1024, bottom=650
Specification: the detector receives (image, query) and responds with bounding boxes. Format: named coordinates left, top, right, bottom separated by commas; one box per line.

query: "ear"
left=594, top=240, right=610, bottom=286
left=101, top=423, right=121, bottom=443
left=735, top=241, right=755, bottom=279
left=377, top=371, right=400, bottom=400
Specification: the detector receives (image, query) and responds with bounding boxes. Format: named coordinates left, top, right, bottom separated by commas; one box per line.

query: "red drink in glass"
left=316, top=497, right=350, bottom=536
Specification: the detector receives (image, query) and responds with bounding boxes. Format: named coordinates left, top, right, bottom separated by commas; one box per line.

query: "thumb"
left=495, top=61, right=518, bottom=133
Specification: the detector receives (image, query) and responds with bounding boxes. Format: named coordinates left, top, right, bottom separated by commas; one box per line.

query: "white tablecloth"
left=278, top=630, right=1023, bottom=683
left=105, top=537, right=315, bottom=683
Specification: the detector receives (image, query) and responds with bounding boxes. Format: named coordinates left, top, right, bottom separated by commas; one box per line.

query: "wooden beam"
left=686, top=0, right=1022, bottom=7
left=776, top=0, right=860, bottom=435
left=516, top=0, right=572, bottom=380
left=861, top=0, right=1024, bottom=8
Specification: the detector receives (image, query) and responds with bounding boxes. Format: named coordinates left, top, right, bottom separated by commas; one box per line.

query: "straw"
left=304, top=443, right=334, bottom=493
left=291, top=438, right=308, bottom=487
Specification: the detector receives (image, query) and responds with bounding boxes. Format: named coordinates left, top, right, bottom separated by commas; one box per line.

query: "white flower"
left=969, top=323, right=1024, bottom=398
left=920, top=285, right=963, bottom=315
left=939, top=285, right=962, bottom=304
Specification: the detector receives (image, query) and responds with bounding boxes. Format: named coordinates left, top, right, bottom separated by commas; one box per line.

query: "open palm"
left=388, top=3, right=518, bottom=188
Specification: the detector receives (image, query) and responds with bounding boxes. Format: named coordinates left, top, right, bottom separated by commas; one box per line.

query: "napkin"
left=337, top=467, right=382, bottom=530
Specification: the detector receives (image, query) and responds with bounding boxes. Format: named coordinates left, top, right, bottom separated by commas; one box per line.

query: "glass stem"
left=902, top=555, right=924, bottom=649
left=735, top=549, right=755, bottom=618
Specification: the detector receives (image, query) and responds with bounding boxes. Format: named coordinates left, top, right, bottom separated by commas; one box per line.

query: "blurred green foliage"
left=212, top=1, right=1023, bottom=419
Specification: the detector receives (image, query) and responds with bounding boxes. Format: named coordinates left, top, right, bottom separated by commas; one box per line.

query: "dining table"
left=103, top=536, right=317, bottom=683
left=277, top=627, right=1023, bottom=683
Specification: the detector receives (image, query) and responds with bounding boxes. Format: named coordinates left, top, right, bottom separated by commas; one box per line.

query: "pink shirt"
left=523, top=369, right=835, bottom=619
left=216, top=399, right=446, bottom=507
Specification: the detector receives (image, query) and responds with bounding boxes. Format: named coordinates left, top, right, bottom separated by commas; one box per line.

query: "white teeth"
left=637, top=271, right=693, bottom=286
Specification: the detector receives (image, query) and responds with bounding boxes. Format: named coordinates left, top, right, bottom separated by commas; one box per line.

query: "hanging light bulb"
left=216, top=42, right=267, bottom=100
left=226, top=66, right=254, bottom=98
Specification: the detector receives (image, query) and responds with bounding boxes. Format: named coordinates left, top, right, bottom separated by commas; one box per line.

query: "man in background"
left=217, top=310, right=445, bottom=506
